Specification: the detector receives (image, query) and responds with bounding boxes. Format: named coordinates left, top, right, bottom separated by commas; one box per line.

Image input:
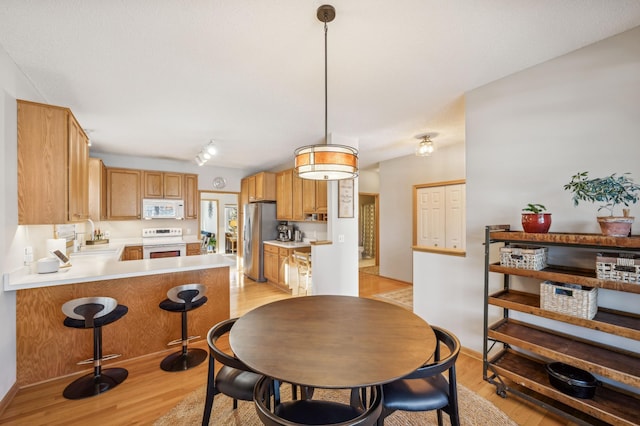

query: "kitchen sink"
left=70, top=246, right=119, bottom=257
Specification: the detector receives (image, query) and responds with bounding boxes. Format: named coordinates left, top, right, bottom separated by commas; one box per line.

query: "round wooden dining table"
left=229, top=295, right=437, bottom=389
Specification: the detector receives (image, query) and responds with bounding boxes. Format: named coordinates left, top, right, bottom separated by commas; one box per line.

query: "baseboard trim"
left=461, top=346, right=483, bottom=361
left=0, top=382, right=19, bottom=417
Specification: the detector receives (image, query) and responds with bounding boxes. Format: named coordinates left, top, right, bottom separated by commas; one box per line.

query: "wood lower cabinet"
left=483, top=226, right=640, bottom=426
left=184, top=174, right=198, bottom=220
left=264, top=244, right=279, bottom=284
left=263, top=243, right=310, bottom=290
left=143, top=171, right=183, bottom=199
left=17, top=100, right=89, bottom=224
left=187, top=242, right=201, bottom=256
left=107, top=168, right=142, bottom=220
left=122, top=245, right=143, bottom=261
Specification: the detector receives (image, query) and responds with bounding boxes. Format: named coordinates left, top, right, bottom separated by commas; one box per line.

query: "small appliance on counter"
left=277, top=223, right=293, bottom=241
left=36, top=257, right=59, bottom=274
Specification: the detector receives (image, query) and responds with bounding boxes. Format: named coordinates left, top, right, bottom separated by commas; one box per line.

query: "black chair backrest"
left=403, top=326, right=460, bottom=380
left=207, top=317, right=253, bottom=372
left=254, top=376, right=382, bottom=426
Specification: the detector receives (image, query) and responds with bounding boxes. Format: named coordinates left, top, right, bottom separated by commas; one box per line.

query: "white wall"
left=414, top=25, right=640, bottom=352
left=379, top=143, right=466, bottom=283
left=0, top=46, right=46, bottom=401
left=312, top=134, right=360, bottom=296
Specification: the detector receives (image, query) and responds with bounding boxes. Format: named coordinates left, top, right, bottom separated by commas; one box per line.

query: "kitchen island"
left=6, top=253, right=232, bottom=386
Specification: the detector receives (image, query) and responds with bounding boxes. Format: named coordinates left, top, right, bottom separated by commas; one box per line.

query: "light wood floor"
left=0, top=269, right=573, bottom=425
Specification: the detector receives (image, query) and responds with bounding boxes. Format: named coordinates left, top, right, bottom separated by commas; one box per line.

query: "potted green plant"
left=564, top=172, right=640, bottom=237
left=522, top=203, right=552, bottom=233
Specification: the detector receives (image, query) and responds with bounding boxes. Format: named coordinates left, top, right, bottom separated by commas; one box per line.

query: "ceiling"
left=1, top=1, right=640, bottom=171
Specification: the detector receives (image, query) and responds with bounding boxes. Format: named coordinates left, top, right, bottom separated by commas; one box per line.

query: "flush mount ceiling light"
left=415, top=134, right=436, bottom=157
left=294, top=5, right=358, bottom=181
left=195, top=140, right=217, bottom=166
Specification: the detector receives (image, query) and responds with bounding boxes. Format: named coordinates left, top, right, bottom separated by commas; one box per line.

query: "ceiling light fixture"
left=294, top=5, right=358, bottom=181
left=415, top=135, right=436, bottom=157
left=194, top=140, right=217, bottom=166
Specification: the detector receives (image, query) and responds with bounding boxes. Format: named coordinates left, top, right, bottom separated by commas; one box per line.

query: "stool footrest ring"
left=167, top=335, right=201, bottom=346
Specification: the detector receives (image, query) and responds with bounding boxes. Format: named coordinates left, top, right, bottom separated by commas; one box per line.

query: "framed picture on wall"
left=338, top=179, right=355, bottom=218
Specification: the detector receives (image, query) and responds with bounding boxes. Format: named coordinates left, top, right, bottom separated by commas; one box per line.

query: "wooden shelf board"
left=488, top=289, right=640, bottom=340
left=488, top=319, right=640, bottom=386
left=488, top=349, right=640, bottom=426
left=489, top=230, right=640, bottom=249
left=489, top=263, right=640, bottom=294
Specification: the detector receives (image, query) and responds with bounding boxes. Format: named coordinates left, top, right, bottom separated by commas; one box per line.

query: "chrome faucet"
left=87, top=218, right=95, bottom=241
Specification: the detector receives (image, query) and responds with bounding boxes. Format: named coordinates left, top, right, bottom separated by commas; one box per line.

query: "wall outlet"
left=338, top=234, right=345, bottom=243
left=104, top=230, right=111, bottom=238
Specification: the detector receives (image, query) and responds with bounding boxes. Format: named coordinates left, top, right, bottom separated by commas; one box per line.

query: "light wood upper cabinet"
left=184, top=173, right=198, bottom=219
left=17, top=100, right=89, bottom=224
left=276, top=170, right=293, bottom=220
left=292, top=172, right=304, bottom=221
left=143, top=171, right=183, bottom=199
left=303, top=179, right=327, bottom=215
left=107, top=168, right=142, bottom=220
left=248, top=172, right=276, bottom=202
left=276, top=169, right=305, bottom=221
left=88, top=158, right=107, bottom=221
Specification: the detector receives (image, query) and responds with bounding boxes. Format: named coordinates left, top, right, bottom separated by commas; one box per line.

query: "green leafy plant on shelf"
left=522, top=203, right=547, bottom=214
left=564, top=172, right=640, bottom=216
left=563, top=171, right=640, bottom=236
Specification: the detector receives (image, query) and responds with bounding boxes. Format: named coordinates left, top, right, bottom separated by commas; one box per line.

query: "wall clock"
left=213, top=177, right=227, bottom=189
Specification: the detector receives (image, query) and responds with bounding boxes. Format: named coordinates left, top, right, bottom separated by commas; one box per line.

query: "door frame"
left=358, top=192, right=380, bottom=266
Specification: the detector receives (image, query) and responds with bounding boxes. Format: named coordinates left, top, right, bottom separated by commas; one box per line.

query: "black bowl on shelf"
left=546, top=362, right=597, bottom=399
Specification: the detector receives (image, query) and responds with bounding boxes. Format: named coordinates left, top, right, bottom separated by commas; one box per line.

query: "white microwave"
left=142, top=199, right=185, bottom=220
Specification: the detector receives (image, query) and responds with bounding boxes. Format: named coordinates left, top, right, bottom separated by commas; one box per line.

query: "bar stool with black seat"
left=159, top=283, right=208, bottom=371
left=61, top=296, right=128, bottom=400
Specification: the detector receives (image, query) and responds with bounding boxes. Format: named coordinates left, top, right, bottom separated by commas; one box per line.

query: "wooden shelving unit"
left=483, top=226, right=640, bottom=426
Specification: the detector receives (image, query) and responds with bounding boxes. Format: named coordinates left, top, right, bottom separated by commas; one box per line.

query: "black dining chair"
left=202, top=318, right=262, bottom=425
left=254, top=376, right=382, bottom=426
left=377, top=326, right=461, bottom=426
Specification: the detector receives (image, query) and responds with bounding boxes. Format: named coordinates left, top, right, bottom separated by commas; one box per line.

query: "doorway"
left=199, top=191, right=239, bottom=254
left=358, top=193, right=379, bottom=269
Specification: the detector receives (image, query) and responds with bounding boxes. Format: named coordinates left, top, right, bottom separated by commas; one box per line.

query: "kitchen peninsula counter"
left=263, top=240, right=311, bottom=249
left=11, top=253, right=232, bottom=386
left=4, top=251, right=233, bottom=291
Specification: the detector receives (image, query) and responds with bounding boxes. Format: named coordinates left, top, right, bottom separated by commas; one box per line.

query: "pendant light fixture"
left=294, top=5, right=358, bottom=181
left=415, top=134, right=436, bottom=157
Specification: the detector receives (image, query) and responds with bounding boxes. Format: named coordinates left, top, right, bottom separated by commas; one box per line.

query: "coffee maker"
left=277, top=223, right=293, bottom=241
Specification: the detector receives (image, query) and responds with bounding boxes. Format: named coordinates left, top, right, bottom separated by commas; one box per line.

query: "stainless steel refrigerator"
left=243, top=202, right=278, bottom=282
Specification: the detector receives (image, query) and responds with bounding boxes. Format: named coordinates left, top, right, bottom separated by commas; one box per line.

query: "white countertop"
left=264, top=240, right=312, bottom=249
left=3, top=239, right=234, bottom=291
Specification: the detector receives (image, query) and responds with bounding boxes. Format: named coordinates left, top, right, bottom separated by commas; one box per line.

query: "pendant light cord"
left=324, top=15, right=328, bottom=145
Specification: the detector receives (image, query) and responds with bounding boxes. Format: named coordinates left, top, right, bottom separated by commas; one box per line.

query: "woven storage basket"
left=540, top=281, right=598, bottom=319
left=596, top=252, right=640, bottom=284
left=500, top=246, right=548, bottom=270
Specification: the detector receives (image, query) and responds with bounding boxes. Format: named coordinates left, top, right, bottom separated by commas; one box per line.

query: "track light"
left=194, top=140, right=217, bottom=166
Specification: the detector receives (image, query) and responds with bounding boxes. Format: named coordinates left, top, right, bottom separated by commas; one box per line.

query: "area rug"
left=155, top=382, right=516, bottom=426
left=373, top=287, right=413, bottom=310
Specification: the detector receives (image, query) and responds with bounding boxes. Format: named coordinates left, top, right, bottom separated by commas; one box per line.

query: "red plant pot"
left=522, top=213, right=552, bottom=233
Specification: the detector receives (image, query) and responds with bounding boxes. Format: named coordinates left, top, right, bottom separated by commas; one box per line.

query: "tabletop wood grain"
left=230, top=295, right=436, bottom=388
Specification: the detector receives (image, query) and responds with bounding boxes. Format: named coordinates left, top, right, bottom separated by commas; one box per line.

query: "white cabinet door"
left=417, top=187, right=445, bottom=247
left=445, top=184, right=466, bottom=250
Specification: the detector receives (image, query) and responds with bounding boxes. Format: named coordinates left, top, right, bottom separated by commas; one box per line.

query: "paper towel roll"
left=46, top=238, right=67, bottom=257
